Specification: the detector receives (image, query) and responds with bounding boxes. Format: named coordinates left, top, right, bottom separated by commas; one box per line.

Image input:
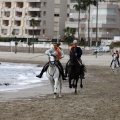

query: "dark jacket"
left=70, top=46, right=82, bottom=59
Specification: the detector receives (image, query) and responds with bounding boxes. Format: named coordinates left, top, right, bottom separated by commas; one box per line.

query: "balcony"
left=29, top=2, right=41, bottom=8
left=16, top=2, right=23, bottom=8
left=4, top=11, right=10, bottom=18
left=14, top=21, right=21, bottom=27
left=15, top=11, right=22, bottom=18
left=28, top=7, right=41, bottom=11
left=16, top=7, right=24, bottom=12
left=2, top=20, right=9, bottom=26
left=29, top=0, right=42, bottom=2
left=65, top=21, right=87, bottom=28
left=5, top=2, right=11, bottom=8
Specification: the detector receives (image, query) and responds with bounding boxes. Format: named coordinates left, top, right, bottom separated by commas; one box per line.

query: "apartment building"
left=0, top=0, right=67, bottom=40
left=66, top=0, right=120, bottom=43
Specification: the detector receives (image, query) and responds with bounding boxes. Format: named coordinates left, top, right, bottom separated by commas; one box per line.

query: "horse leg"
left=59, top=76, right=62, bottom=98
left=54, top=78, right=58, bottom=94
left=75, top=79, right=78, bottom=94
left=80, top=78, right=83, bottom=88
left=69, top=78, right=72, bottom=88
left=50, top=79, right=54, bottom=93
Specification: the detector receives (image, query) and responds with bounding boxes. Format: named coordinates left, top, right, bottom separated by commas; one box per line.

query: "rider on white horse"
left=36, top=42, right=67, bottom=80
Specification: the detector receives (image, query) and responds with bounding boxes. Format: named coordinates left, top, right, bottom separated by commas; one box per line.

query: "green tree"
left=63, top=27, right=76, bottom=45
left=73, top=0, right=89, bottom=43
left=73, top=0, right=105, bottom=46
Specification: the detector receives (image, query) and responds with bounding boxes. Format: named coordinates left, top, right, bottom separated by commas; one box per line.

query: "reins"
left=48, top=55, right=57, bottom=77
left=48, top=66, right=57, bottom=77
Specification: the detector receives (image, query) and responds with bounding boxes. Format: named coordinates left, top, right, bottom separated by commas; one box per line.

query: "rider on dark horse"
left=65, top=40, right=85, bottom=79
left=36, top=42, right=67, bottom=80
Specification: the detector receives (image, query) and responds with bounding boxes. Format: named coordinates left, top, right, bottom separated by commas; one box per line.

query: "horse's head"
left=48, top=55, right=56, bottom=66
left=70, top=52, right=77, bottom=65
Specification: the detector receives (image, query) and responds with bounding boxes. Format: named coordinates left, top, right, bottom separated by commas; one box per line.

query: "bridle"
left=48, top=55, right=56, bottom=67
left=48, top=55, right=57, bottom=77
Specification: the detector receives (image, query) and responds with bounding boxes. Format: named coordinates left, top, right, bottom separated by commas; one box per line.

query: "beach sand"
left=0, top=52, right=120, bottom=120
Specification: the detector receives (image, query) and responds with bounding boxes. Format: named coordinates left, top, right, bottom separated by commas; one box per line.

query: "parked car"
left=94, top=46, right=110, bottom=53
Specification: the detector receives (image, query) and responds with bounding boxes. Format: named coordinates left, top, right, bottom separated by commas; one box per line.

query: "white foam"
left=0, top=63, right=48, bottom=92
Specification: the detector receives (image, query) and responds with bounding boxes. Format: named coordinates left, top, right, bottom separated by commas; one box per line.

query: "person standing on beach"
left=36, top=42, right=67, bottom=80
left=116, top=50, right=120, bottom=66
left=110, top=51, right=120, bottom=67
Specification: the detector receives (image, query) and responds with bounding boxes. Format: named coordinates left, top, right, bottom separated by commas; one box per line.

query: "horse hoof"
left=80, top=85, right=83, bottom=88
left=75, top=92, right=78, bottom=95
left=69, top=85, right=72, bottom=88
left=54, top=95, right=57, bottom=99
left=59, top=94, right=62, bottom=98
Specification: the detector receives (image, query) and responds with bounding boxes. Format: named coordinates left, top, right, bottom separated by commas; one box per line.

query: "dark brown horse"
left=67, top=53, right=86, bottom=94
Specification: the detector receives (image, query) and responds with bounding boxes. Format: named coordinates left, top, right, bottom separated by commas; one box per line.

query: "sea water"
left=0, top=62, right=49, bottom=92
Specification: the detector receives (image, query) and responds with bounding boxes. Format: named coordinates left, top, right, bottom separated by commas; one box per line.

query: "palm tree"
left=94, top=0, right=105, bottom=47
left=74, top=0, right=105, bottom=46
left=31, top=18, right=36, bottom=53
left=73, top=0, right=88, bottom=43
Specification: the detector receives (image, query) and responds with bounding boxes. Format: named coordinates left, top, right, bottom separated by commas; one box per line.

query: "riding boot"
left=36, top=63, right=49, bottom=78
left=56, top=64, right=67, bottom=80
left=62, top=71, right=67, bottom=80
left=57, top=60, right=67, bottom=80
left=65, top=62, right=69, bottom=77
left=36, top=69, right=44, bottom=78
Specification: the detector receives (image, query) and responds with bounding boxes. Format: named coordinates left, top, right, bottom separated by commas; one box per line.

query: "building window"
left=43, top=11, right=46, bottom=16
left=54, top=14, right=59, bottom=17
left=43, top=29, right=45, bottom=34
left=2, top=29, right=7, bottom=35
left=91, top=8, right=116, bottom=15
left=13, top=29, right=19, bottom=35
left=43, top=21, right=46, bottom=25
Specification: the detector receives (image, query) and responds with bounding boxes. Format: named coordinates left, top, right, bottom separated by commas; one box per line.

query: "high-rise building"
left=0, top=0, right=67, bottom=40
left=66, top=0, right=120, bottom=43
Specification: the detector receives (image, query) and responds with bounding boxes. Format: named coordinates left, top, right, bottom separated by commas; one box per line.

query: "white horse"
left=111, top=53, right=119, bottom=74
left=46, top=55, right=62, bottom=98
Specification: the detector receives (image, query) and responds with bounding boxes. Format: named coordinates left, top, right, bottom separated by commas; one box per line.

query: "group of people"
left=36, top=40, right=85, bottom=80
left=110, top=50, right=120, bottom=67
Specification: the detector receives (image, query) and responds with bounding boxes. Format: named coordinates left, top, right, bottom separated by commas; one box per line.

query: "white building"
left=0, top=0, right=68, bottom=40
left=66, top=0, right=120, bottom=43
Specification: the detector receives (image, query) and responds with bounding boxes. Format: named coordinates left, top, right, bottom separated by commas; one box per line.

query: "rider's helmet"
left=73, top=40, right=77, bottom=44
